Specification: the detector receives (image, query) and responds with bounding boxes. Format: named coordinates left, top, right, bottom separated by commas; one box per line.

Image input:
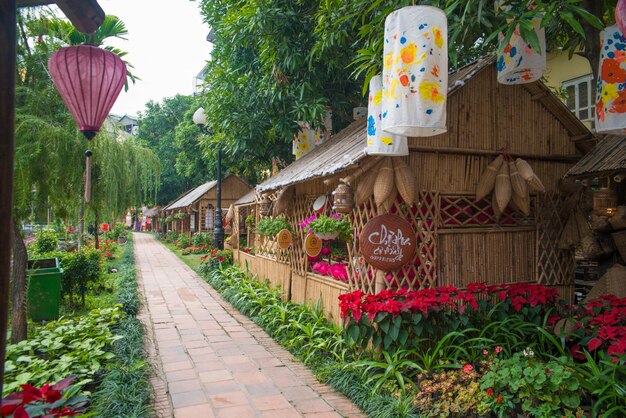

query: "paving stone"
left=251, top=394, right=293, bottom=411
left=209, top=391, right=250, bottom=408
left=171, top=389, right=208, bottom=409
left=173, top=403, right=214, bottom=418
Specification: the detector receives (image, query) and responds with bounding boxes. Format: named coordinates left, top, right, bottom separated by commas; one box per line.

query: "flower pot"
left=315, top=231, right=339, bottom=240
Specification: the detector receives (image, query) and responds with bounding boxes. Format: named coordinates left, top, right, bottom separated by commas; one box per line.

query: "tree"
left=134, top=95, right=205, bottom=205
left=197, top=0, right=363, bottom=176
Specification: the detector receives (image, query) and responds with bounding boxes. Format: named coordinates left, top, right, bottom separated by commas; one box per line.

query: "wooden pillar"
left=0, top=0, right=17, bottom=395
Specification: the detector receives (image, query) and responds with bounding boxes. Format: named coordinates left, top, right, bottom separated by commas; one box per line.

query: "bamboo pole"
left=407, top=144, right=580, bottom=162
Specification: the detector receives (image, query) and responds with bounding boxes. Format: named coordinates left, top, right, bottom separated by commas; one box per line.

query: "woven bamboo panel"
left=289, top=195, right=316, bottom=277
left=236, top=251, right=291, bottom=300
left=304, top=273, right=350, bottom=326
left=439, top=194, right=535, bottom=228
left=438, top=229, right=536, bottom=286
left=536, top=194, right=575, bottom=288
left=349, top=191, right=439, bottom=293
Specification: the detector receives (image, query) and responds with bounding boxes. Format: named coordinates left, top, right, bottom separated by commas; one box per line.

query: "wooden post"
left=0, top=0, right=17, bottom=395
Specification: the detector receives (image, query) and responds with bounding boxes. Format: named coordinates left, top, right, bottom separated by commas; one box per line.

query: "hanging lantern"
left=332, top=179, right=354, bottom=214
left=366, top=75, right=408, bottom=156
left=259, top=194, right=272, bottom=217
left=381, top=6, right=448, bottom=137
left=84, top=150, right=92, bottom=203
left=49, top=45, right=127, bottom=202
left=292, top=121, right=330, bottom=160
left=596, top=25, right=626, bottom=134
left=49, top=45, right=127, bottom=139
left=272, top=159, right=280, bottom=176
left=593, top=187, right=618, bottom=217
left=496, top=15, right=546, bottom=84
left=617, top=0, right=626, bottom=37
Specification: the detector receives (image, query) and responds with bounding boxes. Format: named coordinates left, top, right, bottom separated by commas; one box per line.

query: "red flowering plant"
left=1, top=376, right=88, bottom=418
left=98, top=240, right=118, bottom=260
left=564, top=295, right=626, bottom=361
left=339, top=282, right=563, bottom=354
left=199, top=249, right=233, bottom=272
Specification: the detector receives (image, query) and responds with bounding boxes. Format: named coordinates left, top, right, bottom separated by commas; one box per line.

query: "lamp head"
left=193, top=107, right=207, bottom=129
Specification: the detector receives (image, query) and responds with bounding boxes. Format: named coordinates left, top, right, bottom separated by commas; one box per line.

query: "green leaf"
left=560, top=11, right=585, bottom=38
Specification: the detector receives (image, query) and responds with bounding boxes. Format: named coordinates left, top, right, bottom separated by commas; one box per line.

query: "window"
left=563, top=75, right=595, bottom=129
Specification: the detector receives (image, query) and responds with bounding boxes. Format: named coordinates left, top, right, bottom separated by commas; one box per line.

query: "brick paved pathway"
left=133, top=233, right=365, bottom=418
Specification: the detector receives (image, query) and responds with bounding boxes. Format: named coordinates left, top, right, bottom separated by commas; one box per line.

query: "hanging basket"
left=315, top=231, right=339, bottom=241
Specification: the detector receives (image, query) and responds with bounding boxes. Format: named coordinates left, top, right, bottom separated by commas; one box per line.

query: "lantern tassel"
left=85, top=150, right=92, bottom=203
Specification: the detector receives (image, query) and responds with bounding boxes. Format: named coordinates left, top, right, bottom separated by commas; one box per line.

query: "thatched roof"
left=235, top=188, right=258, bottom=206
left=565, top=135, right=626, bottom=178
left=257, top=56, right=592, bottom=192
left=163, top=180, right=218, bottom=211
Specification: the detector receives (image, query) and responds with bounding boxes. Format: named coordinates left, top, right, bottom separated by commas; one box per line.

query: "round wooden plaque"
left=277, top=229, right=292, bottom=249
left=304, top=233, right=323, bottom=257
left=359, top=214, right=416, bottom=271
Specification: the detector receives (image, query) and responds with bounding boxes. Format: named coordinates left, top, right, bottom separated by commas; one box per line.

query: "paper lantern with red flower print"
left=49, top=45, right=127, bottom=139
left=596, top=25, right=626, bottom=134
left=381, top=6, right=448, bottom=137
left=366, top=75, right=408, bottom=156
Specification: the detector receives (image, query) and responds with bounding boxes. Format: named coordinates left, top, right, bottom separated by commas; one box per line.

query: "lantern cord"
left=85, top=154, right=92, bottom=203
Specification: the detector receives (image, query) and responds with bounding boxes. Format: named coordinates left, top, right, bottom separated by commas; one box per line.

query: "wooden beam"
left=0, top=0, right=17, bottom=396
left=407, top=144, right=582, bottom=162
left=17, top=0, right=105, bottom=34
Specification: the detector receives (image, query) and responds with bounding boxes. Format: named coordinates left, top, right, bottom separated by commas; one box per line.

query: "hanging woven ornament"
left=49, top=45, right=127, bottom=202
left=596, top=25, right=626, bottom=134
left=495, top=2, right=546, bottom=84
left=366, top=75, right=408, bottom=155
left=381, top=6, right=448, bottom=137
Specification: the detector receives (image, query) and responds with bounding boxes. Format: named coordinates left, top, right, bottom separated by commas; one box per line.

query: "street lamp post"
left=193, top=107, right=224, bottom=250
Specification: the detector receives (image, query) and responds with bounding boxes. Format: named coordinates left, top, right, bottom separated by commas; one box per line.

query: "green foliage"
left=245, top=214, right=256, bottom=227
left=309, top=214, right=353, bottom=241
left=164, top=231, right=179, bottom=243
left=198, top=0, right=362, bottom=181
left=32, top=229, right=59, bottom=254
left=192, top=232, right=213, bottom=247
left=352, top=349, right=421, bottom=393
left=573, top=351, right=626, bottom=417
left=56, top=247, right=103, bottom=306
left=256, top=216, right=292, bottom=237
left=479, top=353, right=581, bottom=417
left=91, top=237, right=153, bottom=417
left=175, top=234, right=191, bottom=249
left=3, top=306, right=124, bottom=396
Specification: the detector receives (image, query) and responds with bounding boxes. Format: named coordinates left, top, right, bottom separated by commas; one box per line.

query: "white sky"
left=98, top=0, right=213, bottom=116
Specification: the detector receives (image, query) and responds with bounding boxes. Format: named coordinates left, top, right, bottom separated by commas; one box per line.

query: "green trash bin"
left=27, top=258, right=63, bottom=321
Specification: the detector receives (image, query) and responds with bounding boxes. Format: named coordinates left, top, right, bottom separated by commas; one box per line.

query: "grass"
left=161, top=241, right=205, bottom=271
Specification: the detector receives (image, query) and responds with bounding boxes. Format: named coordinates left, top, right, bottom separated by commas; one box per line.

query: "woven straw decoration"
left=509, top=161, right=527, bottom=197
left=492, top=194, right=502, bottom=220
left=515, top=158, right=534, bottom=180
left=476, top=155, right=504, bottom=200
left=226, top=204, right=235, bottom=223
left=356, top=160, right=382, bottom=205
left=374, top=158, right=395, bottom=207
left=495, top=162, right=512, bottom=213
left=393, top=158, right=415, bottom=206
left=511, top=187, right=530, bottom=216
left=380, top=184, right=397, bottom=212
left=273, top=187, right=293, bottom=216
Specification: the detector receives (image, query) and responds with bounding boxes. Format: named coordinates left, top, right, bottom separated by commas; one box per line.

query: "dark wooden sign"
left=359, top=214, right=416, bottom=271
left=277, top=229, right=292, bottom=249
left=304, top=233, right=322, bottom=257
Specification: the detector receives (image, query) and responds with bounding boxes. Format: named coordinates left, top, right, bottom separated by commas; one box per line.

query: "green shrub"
left=33, top=229, right=58, bottom=254
left=57, top=247, right=103, bottom=306
left=2, top=306, right=124, bottom=395
left=91, top=235, right=152, bottom=417
left=175, top=234, right=191, bottom=248
left=165, top=231, right=178, bottom=243
left=192, top=232, right=213, bottom=247
left=478, top=352, right=581, bottom=417
left=256, top=216, right=291, bottom=237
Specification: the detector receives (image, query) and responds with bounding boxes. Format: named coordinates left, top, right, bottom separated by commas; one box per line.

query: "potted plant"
left=307, top=214, right=353, bottom=241
left=257, top=216, right=291, bottom=237
left=165, top=215, right=173, bottom=223
left=245, top=214, right=256, bottom=229
left=173, top=213, right=187, bottom=220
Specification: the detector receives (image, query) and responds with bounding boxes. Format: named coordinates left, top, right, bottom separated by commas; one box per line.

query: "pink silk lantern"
left=617, top=0, right=626, bottom=37
left=49, top=45, right=127, bottom=202
left=49, top=45, right=127, bottom=139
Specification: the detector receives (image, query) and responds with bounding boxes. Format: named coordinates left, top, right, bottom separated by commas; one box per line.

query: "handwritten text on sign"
left=359, top=214, right=416, bottom=271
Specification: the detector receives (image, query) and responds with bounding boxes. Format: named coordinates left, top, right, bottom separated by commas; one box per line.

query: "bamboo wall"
left=231, top=65, right=580, bottom=320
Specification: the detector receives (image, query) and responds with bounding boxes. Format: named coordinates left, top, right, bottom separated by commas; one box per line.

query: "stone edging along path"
left=133, top=233, right=365, bottom=418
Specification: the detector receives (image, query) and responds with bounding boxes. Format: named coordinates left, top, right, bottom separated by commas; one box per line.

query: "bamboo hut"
left=233, top=57, right=594, bottom=322
left=162, top=175, right=251, bottom=236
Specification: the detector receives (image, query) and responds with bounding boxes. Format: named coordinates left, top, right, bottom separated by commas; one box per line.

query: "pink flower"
left=482, top=349, right=489, bottom=356
left=321, top=247, right=331, bottom=256
left=495, top=346, right=503, bottom=353
left=462, top=364, right=473, bottom=373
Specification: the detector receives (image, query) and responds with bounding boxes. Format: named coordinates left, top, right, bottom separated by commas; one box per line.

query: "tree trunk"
left=78, top=197, right=83, bottom=251
left=580, top=0, right=604, bottom=84
left=10, top=218, right=28, bottom=343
